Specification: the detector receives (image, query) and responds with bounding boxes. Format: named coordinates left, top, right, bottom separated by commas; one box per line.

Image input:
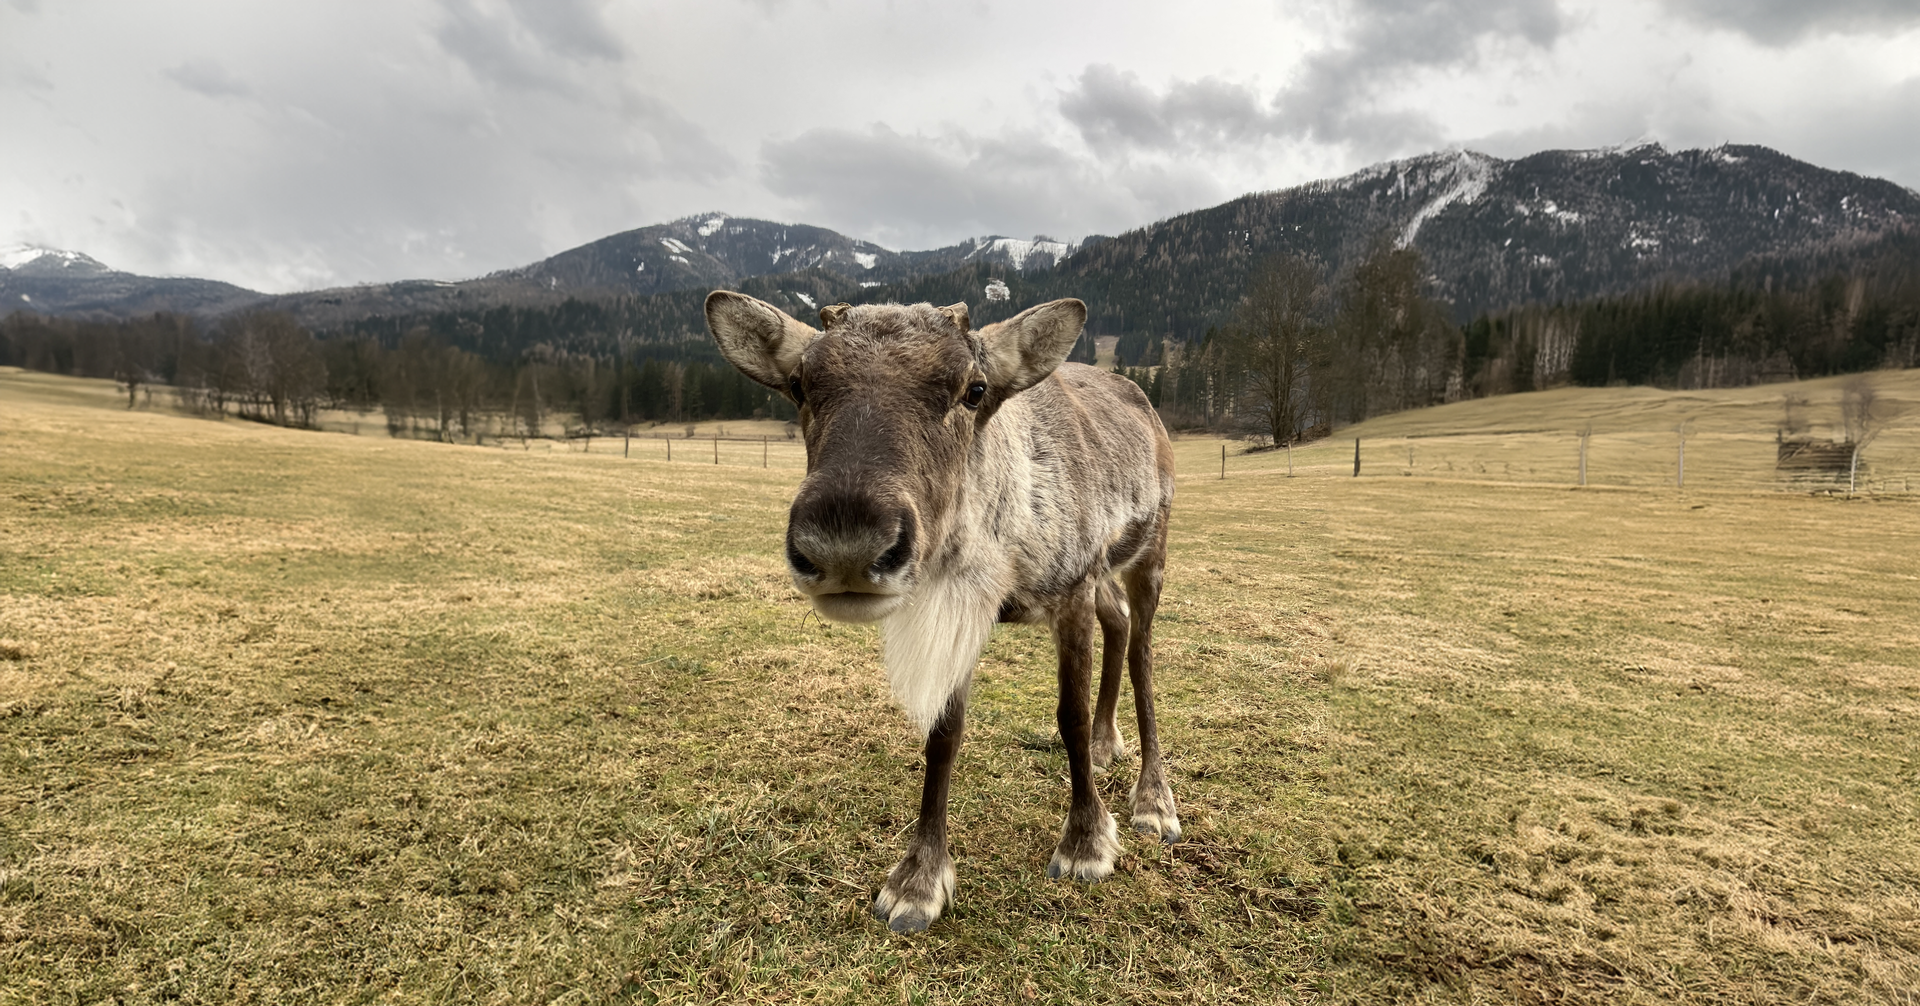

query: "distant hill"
left=0, top=244, right=263, bottom=319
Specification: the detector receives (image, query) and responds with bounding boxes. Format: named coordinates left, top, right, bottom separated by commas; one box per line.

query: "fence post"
left=1353, top=438, right=1361, bottom=477
left=667, top=438, right=671, bottom=462
left=624, top=429, right=630, bottom=458
left=1677, top=439, right=1685, bottom=488
left=1577, top=429, right=1588, bottom=486
left=1220, top=444, right=1225, bottom=480
left=1287, top=440, right=1293, bottom=477
left=714, top=435, right=719, bottom=464
left=763, top=436, right=768, bottom=468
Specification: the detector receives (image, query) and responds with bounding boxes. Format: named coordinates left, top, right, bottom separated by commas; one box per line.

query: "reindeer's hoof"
left=871, top=856, right=955, bottom=935
left=1131, top=776, right=1182, bottom=842
left=1047, top=811, right=1121, bottom=882
left=1090, top=729, right=1129, bottom=773
left=1131, top=809, right=1183, bottom=843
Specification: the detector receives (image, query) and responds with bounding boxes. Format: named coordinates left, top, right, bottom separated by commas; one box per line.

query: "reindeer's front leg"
left=1047, top=582, right=1122, bottom=881
left=871, top=690, right=965, bottom=934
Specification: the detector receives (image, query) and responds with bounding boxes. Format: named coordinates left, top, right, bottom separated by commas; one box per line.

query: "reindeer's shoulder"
left=1040, top=362, right=1154, bottom=413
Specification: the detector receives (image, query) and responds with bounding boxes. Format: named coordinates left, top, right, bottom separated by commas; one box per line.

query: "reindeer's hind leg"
left=1090, top=578, right=1130, bottom=772
left=1122, top=512, right=1181, bottom=842
left=1047, top=578, right=1122, bottom=882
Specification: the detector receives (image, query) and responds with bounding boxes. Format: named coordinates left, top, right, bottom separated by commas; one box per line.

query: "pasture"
left=2, top=365, right=1917, bottom=1003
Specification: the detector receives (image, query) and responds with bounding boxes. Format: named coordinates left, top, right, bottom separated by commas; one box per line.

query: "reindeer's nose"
left=786, top=482, right=918, bottom=588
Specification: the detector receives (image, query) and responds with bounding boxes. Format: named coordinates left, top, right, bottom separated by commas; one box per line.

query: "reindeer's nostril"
left=786, top=534, right=823, bottom=578
left=869, top=513, right=916, bottom=576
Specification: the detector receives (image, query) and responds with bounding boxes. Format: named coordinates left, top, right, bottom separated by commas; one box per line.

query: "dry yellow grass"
left=3, top=365, right=1917, bottom=1003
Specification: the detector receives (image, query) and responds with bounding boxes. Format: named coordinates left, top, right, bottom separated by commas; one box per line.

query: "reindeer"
left=704, top=291, right=1179, bottom=934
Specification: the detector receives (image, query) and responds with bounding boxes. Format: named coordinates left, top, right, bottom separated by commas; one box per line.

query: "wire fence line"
left=472, top=421, right=1920, bottom=495
left=1220, top=429, right=1920, bottom=495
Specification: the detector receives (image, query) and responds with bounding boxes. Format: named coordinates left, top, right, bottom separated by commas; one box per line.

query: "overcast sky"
left=3, top=0, right=1917, bottom=293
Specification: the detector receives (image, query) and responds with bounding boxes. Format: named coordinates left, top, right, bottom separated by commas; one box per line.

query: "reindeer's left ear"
left=978, top=298, right=1085, bottom=396
left=704, top=290, right=819, bottom=391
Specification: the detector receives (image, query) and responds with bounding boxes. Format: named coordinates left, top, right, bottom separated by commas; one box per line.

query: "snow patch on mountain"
left=1398, top=152, right=1498, bottom=247
left=963, top=236, right=1073, bottom=270
left=1581, top=136, right=1664, bottom=160
left=660, top=237, right=693, bottom=256
left=697, top=216, right=727, bottom=237
left=1513, top=200, right=1584, bottom=225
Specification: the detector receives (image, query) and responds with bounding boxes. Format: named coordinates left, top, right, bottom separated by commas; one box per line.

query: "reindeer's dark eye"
left=788, top=376, right=805, bottom=405
left=962, top=381, right=987, bottom=410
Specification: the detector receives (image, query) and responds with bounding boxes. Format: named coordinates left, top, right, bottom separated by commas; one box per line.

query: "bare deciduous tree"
left=1841, top=374, right=1901, bottom=494
left=1331, top=241, right=1457, bottom=423
left=1224, top=253, right=1327, bottom=448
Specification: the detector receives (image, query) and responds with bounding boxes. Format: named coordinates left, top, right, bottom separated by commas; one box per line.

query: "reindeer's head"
left=705, top=291, right=1085, bottom=623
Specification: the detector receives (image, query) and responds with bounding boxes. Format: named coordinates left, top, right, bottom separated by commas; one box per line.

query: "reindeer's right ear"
left=704, top=290, right=819, bottom=390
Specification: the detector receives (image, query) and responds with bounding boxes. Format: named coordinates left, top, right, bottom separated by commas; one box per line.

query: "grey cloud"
left=1660, top=0, right=1920, bottom=46
left=163, top=58, right=252, bottom=99
left=1762, top=74, right=1920, bottom=190
left=59, top=2, right=727, bottom=291
left=1274, top=0, right=1561, bottom=153
left=1059, top=0, right=1560, bottom=160
left=605, top=90, right=737, bottom=184
left=1061, top=65, right=1278, bottom=156
left=1465, top=70, right=1920, bottom=193
left=760, top=124, right=1212, bottom=250
left=435, top=0, right=621, bottom=95
left=501, top=0, right=623, bottom=61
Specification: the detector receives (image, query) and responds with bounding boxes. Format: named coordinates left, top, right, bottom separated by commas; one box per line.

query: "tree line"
left=1108, top=230, right=1920, bottom=446
left=0, top=310, right=792, bottom=438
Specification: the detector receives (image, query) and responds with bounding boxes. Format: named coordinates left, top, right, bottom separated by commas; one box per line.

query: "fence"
left=1257, top=428, right=1920, bottom=495
left=587, top=431, right=809, bottom=470
left=511, top=426, right=1920, bottom=494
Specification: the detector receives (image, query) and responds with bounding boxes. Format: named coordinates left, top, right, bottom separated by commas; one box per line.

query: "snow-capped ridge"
left=1, top=244, right=110, bottom=273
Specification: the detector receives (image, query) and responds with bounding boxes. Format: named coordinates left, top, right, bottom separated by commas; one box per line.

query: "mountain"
left=1, top=244, right=264, bottom=319
left=7, top=143, right=1916, bottom=347
left=1031, top=142, right=1920, bottom=345
left=0, top=219, right=1085, bottom=330
left=255, top=216, right=1085, bottom=329
left=504, top=214, right=1081, bottom=293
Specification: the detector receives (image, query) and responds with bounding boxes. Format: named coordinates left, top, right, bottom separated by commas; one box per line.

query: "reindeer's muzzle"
left=785, top=476, right=918, bottom=623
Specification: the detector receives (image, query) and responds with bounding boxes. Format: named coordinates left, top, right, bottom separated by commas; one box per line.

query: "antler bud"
left=937, top=302, right=970, bottom=336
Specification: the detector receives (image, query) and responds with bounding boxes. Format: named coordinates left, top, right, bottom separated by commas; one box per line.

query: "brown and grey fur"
left=704, top=290, right=1178, bottom=934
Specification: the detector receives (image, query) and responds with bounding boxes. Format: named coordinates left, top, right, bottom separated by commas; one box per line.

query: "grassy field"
left=3, top=366, right=1917, bottom=1003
